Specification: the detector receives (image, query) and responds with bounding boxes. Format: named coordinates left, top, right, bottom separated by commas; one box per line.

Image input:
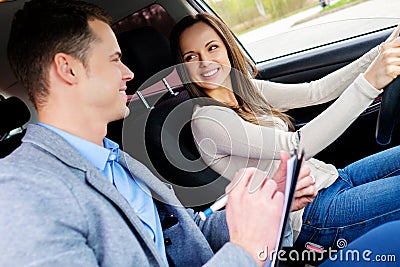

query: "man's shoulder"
left=1, top=141, right=54, bottom=168
left=0, top=142, right=76, bottom=188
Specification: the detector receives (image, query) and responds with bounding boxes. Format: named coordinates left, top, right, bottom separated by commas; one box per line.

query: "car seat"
left=115, top=26, right=228, bottom=208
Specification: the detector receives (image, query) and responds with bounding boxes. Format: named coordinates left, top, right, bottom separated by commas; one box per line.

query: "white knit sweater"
left=191, top=46, right=380, bottom=240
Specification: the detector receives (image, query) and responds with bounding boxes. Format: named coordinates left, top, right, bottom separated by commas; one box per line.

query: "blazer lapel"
left=84, top=162, right=167, bottom=266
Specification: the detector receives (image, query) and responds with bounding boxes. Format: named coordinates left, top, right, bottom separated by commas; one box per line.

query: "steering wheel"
left=376, top=77, right=400, bottom=145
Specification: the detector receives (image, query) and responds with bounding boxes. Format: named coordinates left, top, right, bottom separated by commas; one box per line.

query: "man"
left=0, top=0, right=316, bottom=266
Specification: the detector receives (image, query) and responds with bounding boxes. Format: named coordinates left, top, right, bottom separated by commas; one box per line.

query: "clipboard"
left=270, top=149, right=305, bottom=267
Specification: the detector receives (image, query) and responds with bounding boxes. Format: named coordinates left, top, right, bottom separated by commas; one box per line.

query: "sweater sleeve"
left=192, top=75, right=380, bottom=161
left=192, top=105, right=299, bottom=161
left=255, top=46, right=379, bottom=110
left=299, top=74, right=381, bottom=158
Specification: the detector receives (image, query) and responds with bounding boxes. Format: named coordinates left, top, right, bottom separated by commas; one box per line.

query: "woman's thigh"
left=339, top=145, right=400, bottom=186
left=326, top=175, right=400, bottom=226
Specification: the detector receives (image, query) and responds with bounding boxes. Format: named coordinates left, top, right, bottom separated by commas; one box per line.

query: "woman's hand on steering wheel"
left=374, top=24, right=400, bottom=145
left=364, top=24, right=400, bottom=90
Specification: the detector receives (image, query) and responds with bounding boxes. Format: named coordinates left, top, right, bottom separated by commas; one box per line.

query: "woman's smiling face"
left=179, top=21, right=232, bottom=93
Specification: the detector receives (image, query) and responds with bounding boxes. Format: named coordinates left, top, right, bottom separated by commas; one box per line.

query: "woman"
left=169, top=13, right=400, bottom=249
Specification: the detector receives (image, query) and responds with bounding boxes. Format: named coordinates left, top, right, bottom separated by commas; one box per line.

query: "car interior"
left=1, top=0, right=400, bottom=266
left=0, top=95, right=31, bottom=158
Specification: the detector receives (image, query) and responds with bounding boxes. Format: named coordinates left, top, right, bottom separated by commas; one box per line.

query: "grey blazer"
left=0, top=125, right=257, bottom=267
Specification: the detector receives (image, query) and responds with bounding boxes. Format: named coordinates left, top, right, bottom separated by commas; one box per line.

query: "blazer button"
left=164, top=238, right=172, bottom=246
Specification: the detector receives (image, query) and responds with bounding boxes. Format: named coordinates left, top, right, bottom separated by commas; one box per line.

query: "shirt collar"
left=37, top=123, right=119, bottom=171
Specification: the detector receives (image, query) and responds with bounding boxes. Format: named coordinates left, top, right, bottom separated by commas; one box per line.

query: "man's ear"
left=54, top=53, right=79, bottom=84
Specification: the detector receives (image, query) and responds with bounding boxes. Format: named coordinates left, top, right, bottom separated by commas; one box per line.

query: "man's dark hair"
left=7, top=0, right=112, bottom=107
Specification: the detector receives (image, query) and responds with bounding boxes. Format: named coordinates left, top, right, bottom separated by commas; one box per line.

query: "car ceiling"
left=0, top=0, right=194, bottom=94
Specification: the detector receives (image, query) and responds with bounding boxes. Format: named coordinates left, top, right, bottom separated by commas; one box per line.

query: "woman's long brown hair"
left=170, top=13, right=294, bottom=130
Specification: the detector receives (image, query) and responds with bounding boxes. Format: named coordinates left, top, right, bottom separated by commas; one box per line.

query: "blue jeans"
left=295, top=146, right=400, bottom=250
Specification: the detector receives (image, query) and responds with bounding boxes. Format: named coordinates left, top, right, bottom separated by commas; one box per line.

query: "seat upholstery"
left=117, top=26, right=174, bottom=95
left=145, top=89, right=226, bottom=188
left=107, top=26, right=175, bottom=147
left=145, top=89, right=228, bottom=210
left=0, top=96, right=31, bottom=158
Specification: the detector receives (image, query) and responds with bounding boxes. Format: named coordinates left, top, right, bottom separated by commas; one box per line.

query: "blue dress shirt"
left=38, top=123, right=168, bottom=266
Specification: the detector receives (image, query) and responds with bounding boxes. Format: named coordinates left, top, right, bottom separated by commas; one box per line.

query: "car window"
left=112, top=3, right=174, bottom=37
left=112, top=4, right=181, bottom=104
left=198, top=0, right=400, bottom=62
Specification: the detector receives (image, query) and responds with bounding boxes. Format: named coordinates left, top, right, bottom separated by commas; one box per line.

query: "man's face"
left=78, top=19, right=133, bottom=123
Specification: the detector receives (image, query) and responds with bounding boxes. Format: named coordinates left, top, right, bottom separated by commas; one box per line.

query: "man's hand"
left=226, top=168, right=284, bottom=266
left=272, top=151, right=317, bottom=211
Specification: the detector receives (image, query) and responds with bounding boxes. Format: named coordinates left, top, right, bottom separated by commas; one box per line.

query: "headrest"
left=0, top=96, right=31, bottom=136
left=117, top=26, right=174, bottom=95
